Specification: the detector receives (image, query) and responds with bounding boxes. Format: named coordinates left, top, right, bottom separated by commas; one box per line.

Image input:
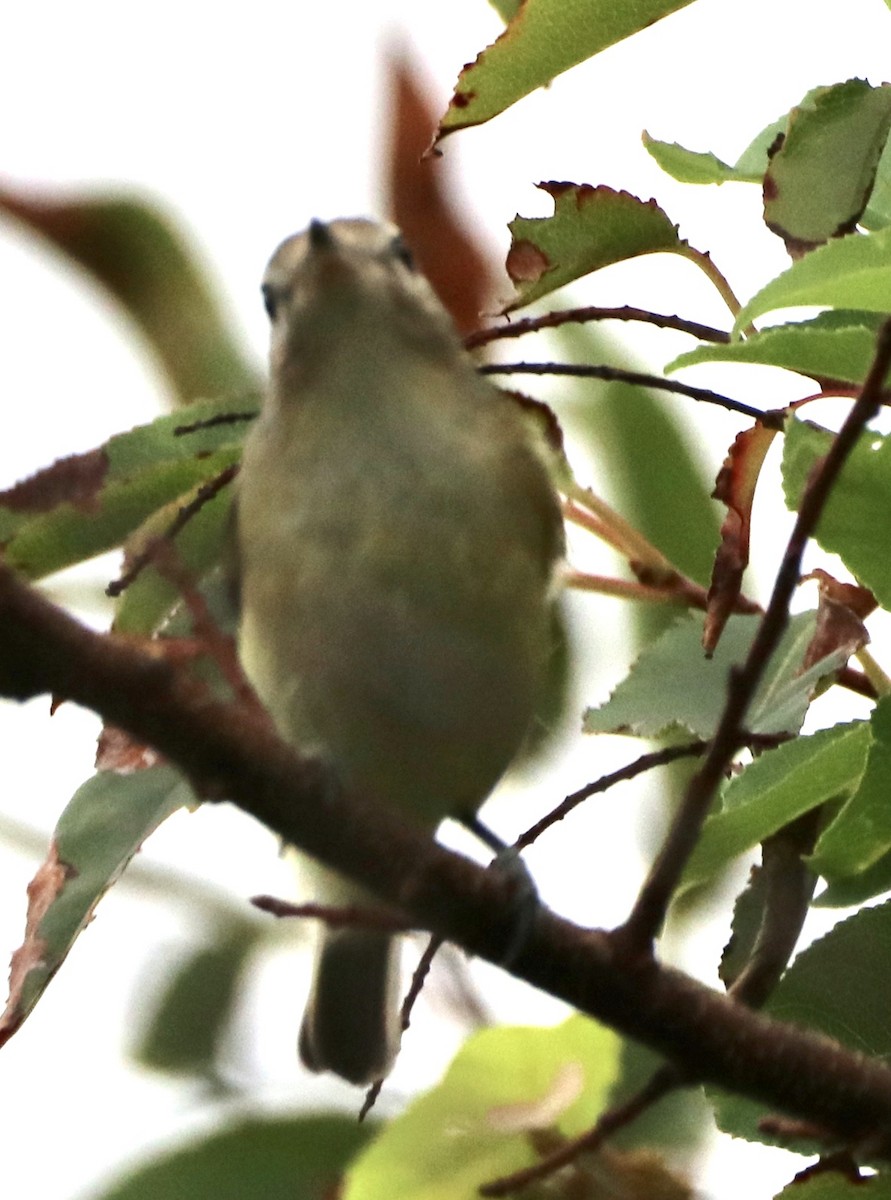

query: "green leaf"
left=667, top=312, right=888, bottom=386
left=782, top=418, right=891, bottom=607
left=641, top=134, right=762, bottom=185
left=0, top=767, right=193, bottom=1048
left=774, top=1175, right=891, bottom=1200
left=583, top=611, right=849, bottom=740
left=0, top=185, right=258, bottom=402
left=488, top=0, right=521, bottom=17
left=0, top=396, right=254, bottom=578
left=132, top=924, right=258, bottom=1077
left=91, top=1114, right=375, bottom=1200
left=345, top=1017, right=620, bottom=1200
left=733, top=223, right=891, bottom=335
left=816, top=845, right=891, bottom=907
left=113, top=480, right=236, bottom=635
left=763, top=80, right=891, bottom=252
left=680, top=722, right=870, bottom=894
left=436, top=0, right=695, bottom=142
left=2, top=446, right=240, bottom=581
left=714, top=901, right=891, bottom=1146
left=810, top=696, right=891, bottom=880
left=505, top=184, right=684, bottom=311
left=862, top=131, right=891, bottom=229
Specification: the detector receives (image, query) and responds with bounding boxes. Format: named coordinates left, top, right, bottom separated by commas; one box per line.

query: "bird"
left=234, top=216, right=564, bottom=1085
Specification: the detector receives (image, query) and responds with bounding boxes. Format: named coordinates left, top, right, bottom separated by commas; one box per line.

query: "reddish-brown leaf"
left=0, top=449, right=108, bottom=516
left=0, top=843, right=71, bottom=1049
left=704, top=420, right=779, bottom=654
left=801, top=569, right=874, bottom=671
left=383, top=49, right=500, bottom=335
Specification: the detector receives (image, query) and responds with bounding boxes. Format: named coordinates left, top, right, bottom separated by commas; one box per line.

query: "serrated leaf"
left=505, top=183, right=684, bottom=311
left=763, top=80, right=891, bottom=254
left=133, top=924, right=258, bottom=1076
left=713, top=900, right=891, bottom=1147
left=436, top=0, right=695, bottom=143
left=862, top=131, right=891, bottom=230
left=809, top=696, right=891, bottom=880
left=91, top=1114, right=375, bottom=1200
left=667, top=312, right=888, bottom=386
left=2, top=446, right=241, bottom=581
left=0, top=185, right=258, bottom=403
left=733, top=224, right=891, bottom=335
left=679, top=722, right=870, bottom=895
left=345, top=1017, right=620, bottom=1200
left=0, top=397, right=254, bottom=579
left=583, top=611, right=849, bottom=740
left=642, top=134, right=762, bottom=185
left=782, top=419, right=891, bottom=608
left=0, top=767, right=193, bottom=1049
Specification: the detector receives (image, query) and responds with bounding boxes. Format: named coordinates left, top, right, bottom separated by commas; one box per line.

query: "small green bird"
left=235, top=218, right=563, bottom=1085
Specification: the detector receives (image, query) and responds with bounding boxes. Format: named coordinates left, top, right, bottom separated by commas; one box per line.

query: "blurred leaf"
left=584, top=611, right=850, bottom=740
left=505, top=184, right=684, bottom=311
left=809, top=696, right=891, bottom=881
left=0, top=767, right=193, bottom=1050
left=555, top=322, right=719, bottom=621
left=605, top=1039, right=709, bottom=1159
left=733, top=224, right=891, bottom=334
left=782, top=418, right=891, bottom=608
left=668, top=311, right=888, bottom=386
left=345, top=1017, right=620, bottom=1200
left=0, top=185, right=258, bottom=402
left=763, top=80, right=891, bottom=254
left=436, top=0, right=695, bottom=143
left=384, top=52, right=499, bottom=334
left=90, top=1114, right=375, bottom=1200
left=679, top=722, right=870, bottom=895
left=133, top=923, right=258, bottom=1077
left=713, top=900, right=891, bottom=1147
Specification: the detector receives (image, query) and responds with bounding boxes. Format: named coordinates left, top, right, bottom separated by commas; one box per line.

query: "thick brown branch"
left=2, top=565, right=891, bottom=1148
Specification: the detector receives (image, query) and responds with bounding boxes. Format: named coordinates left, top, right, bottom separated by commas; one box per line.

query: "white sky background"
left=1, top=2, right=891, bottom=1197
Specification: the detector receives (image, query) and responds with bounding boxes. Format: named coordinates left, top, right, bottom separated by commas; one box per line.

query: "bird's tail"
left=299, top=928, right=401, bottom=1085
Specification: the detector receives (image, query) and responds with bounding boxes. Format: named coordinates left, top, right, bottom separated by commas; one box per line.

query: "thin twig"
left=479, top=362, right=773, bottom=422
left=618, top=317, right=891, bottom=955
left=481, top=1064, right=679, bottom=1196
left=514, top=744, right=707, bottom=853
left=250, top=896, right=408, bottom=931
left=105, top=463, right=239, bottom=597
left=360, top=933, right=445, bottom=1121
left=463, top=305, right=730, bottom=351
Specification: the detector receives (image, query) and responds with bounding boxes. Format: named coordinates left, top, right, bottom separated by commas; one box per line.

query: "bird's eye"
left=261, top=283, right=279, bottom=321
left=390, top=235, right=416, bottom=271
